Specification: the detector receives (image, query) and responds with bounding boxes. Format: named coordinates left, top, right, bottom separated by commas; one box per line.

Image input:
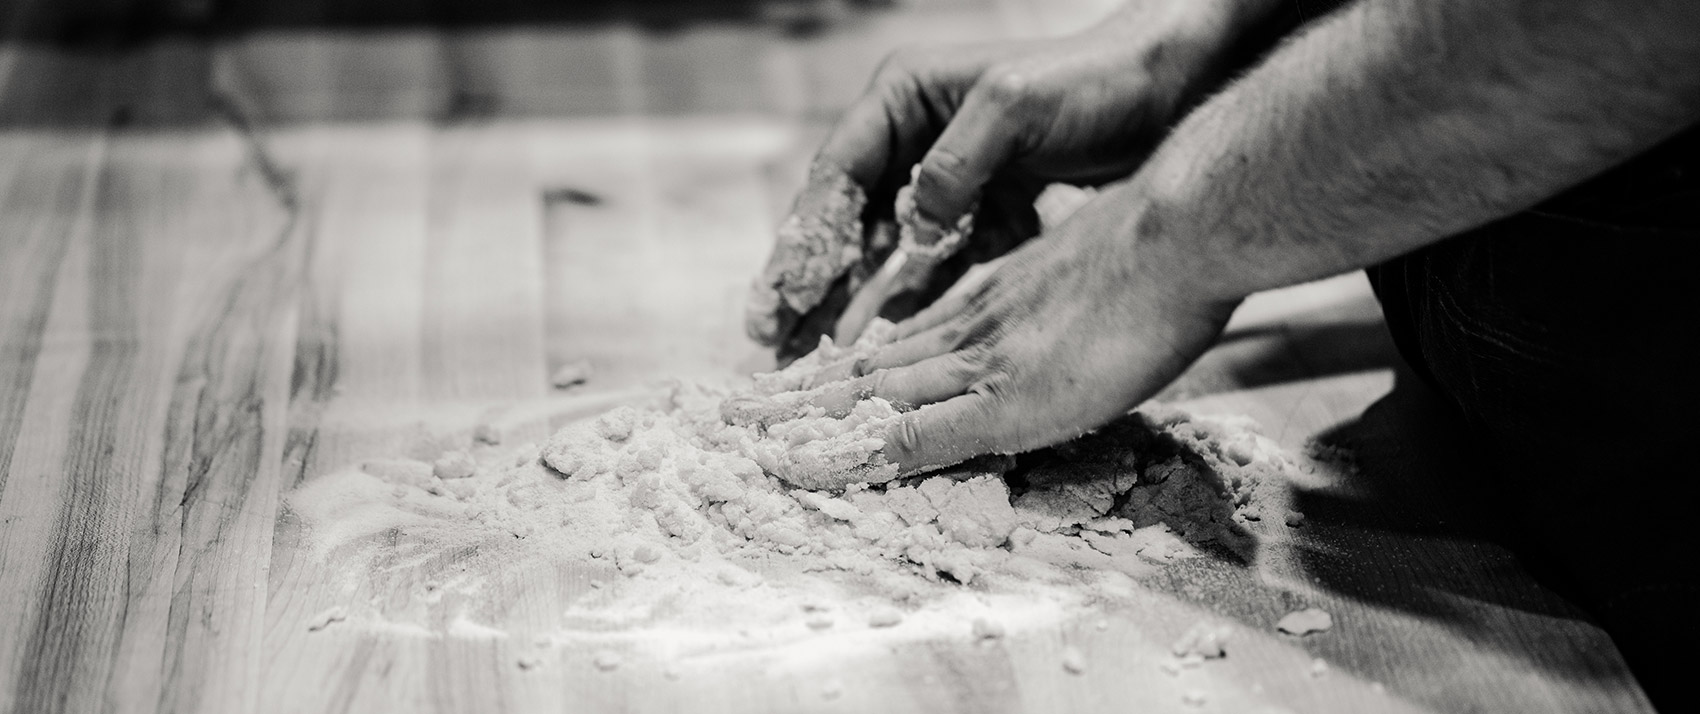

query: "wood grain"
left=0, top=1, right=1654, bottom=712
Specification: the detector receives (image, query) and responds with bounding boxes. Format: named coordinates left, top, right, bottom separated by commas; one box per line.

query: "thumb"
left=910, top=76, right=1031, bottom=228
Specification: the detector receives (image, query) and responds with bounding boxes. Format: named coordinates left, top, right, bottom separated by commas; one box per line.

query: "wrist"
left=1060, top=179, right=1247, bottom=316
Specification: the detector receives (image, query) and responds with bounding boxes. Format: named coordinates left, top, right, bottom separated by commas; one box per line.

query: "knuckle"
left=980, top=66, right=1034, bottom=110
left=850, top=355, right=873, bottom=379
left=935, top=321, right=968, bottom=351
left=873, top=47, right=925, bottom=86
left=888, top=414, right=927, bottom=463
left=862, top=369, right=889, bottom=401
left=968, top=369, right=1015, bottom=402
left=949, top=348, right=993, bottom=381
left=918, top=148, right=969, bottom=190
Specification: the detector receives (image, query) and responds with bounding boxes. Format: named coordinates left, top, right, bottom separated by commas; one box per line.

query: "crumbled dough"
left=1171, top=621, right=1233, bottom=659
left=972, top=617, right=1006, bottom=641
left=867, top=609, right=904, bottom=628
left=306, top=606, right=348, bottom=632
left=433, top=451, right=477, bottom=480
left=1061, top=646, right=1088, bottom=675
left=287, top=318, right=1333, bottom=655
left=593, top=651, right=623, bottom=672
left=1277, top=607, right=1333, bottom=636
left=746, top=163, right=869, bottom=345
left=892, top=165, right=974, bottom=274
left=551, top=359, right=594, bottom=389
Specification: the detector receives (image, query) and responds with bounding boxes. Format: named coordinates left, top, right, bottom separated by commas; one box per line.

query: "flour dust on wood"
left=287, top=319, right=1322, bottom=672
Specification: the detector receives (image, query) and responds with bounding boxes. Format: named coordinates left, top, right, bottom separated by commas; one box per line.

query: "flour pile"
left=288, top=321, right=1314, bottom=644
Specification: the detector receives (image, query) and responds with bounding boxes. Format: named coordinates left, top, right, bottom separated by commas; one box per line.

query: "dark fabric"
left=1366, top=124, right=1700, bottom=712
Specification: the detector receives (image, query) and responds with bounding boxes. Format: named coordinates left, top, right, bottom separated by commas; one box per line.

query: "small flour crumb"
left=1061, top=646, right=1087, bottom=674
left=306, top=606, right=347, bottom=632
left=972, top=617, right=1006, bottom=641
left=1171, top=621, right=1233, bottom=659
left=1308, top=658, right=1329, bottom=678
left=867, top=609, right=904, bottom=628
left=593, top=651, right=622, bottom=672
left=433, top=450, right=476, bottom=480
left=516, top=655, right=543, bottom=671
left=551, top=359, right=595, bottom=389
left=1277, top=607, right=1333, bottom=636
left=474, top=422, right=503, bottom=445
left=822, top=678, right=844, bottom=700
left=1182, top=689, right=1208, bottom=707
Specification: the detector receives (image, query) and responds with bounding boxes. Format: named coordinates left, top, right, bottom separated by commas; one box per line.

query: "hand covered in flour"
left=745, top=0, right=1287, bottom=360
left=805, top=186, right=1240, bottom=475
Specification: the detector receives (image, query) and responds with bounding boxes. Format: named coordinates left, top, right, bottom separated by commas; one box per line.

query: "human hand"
left=803, top=185, right=1240, bottom=475
left=746, top=0, right=1280, bottom=359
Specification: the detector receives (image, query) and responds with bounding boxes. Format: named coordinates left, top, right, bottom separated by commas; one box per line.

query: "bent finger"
left=881, top=393, right=1005, bottom=476
left=892, top=254, right=1009, bottom=340
left=808, top=352, right=980, bottom=415
left=911, top=79, right=1028, bottom=227
left=807, top=327, right=963, bottom=389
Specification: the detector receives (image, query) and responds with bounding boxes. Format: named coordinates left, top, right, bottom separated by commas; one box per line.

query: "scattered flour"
left=1061, top=646, right=1088, bottom=675
left=306, top=606, right=348, bottom=632
left=1277, top=607, right=1334, bottom=636
left=285, top=319, right=1329, bottom=663
left=1171, top=620, right=1234, bottom=659
left=551, top=359, right=595, bottom=390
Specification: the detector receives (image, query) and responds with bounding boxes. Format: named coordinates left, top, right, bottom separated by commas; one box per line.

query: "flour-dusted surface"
left=286, top=319, right=1330, bottom=677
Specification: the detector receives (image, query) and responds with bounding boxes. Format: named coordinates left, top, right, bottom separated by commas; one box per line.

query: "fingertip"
left=806, top=372, right=876, bottom=417
left=806, top=355, right=870, bottom=391
left=881, top=396, right=996, bottom=476
left=913, top=147, right=982, bottom=227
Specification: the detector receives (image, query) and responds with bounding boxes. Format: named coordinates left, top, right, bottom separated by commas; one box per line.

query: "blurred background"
left=0, top=0, right=1119, bottom=128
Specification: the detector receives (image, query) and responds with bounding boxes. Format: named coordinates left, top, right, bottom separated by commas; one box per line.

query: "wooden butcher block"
left=0, top=114, right=1650, bottom=714
left=0, top=1, right=1652, bottom=711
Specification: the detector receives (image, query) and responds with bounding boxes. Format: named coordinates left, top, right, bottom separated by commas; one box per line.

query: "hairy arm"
left=801, top=0, right=1700, bottom=475
left=1121, top=0, right=1700, bottom=302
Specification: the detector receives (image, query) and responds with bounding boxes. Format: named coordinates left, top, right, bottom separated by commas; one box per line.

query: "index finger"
left=813, top=43, right=1018, bottom=200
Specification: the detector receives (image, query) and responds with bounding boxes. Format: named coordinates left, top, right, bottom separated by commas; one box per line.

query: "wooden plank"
left=0, top=90, right=307, bottom=714
left=0, top=134, right=108, bottom=714
left=257, top=119, right=554, bottom=714
left=534, top=117, right=786, bottom=390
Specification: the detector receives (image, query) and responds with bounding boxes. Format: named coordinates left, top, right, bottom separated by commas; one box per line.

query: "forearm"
left=1086, top=0, right=1294, bottom=87
left=1119, top=0, right=1700, bottom=301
